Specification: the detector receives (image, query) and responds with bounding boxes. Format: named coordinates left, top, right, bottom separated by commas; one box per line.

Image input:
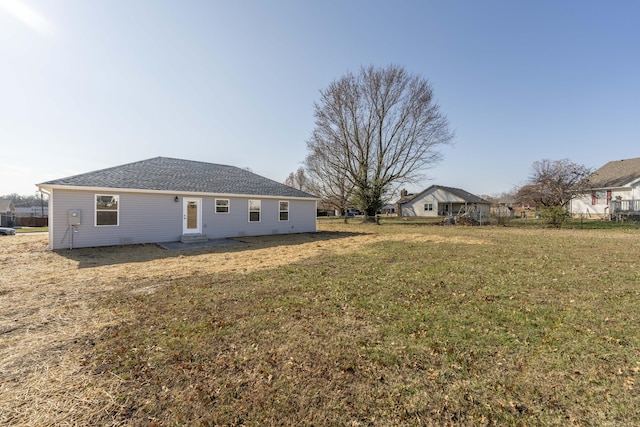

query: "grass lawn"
left=15, top=226, right=48, bottom=233
left=82, top=221, right=640, bottom=425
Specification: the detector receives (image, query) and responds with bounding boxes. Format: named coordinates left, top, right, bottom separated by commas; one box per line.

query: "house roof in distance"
left=397, top=185, right=490, bottom=204
left=588, top=157, right=640, bottom=188
left=0, top=199, right=15, bottom=212
left=38, top=157, right=317, bottom=199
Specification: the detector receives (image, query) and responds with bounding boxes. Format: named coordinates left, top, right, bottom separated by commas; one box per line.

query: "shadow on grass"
left=55, top=231, right=368, bottom=268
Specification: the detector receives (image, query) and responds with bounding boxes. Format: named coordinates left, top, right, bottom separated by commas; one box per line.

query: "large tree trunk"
left=363, top=205, right=379, bottom=223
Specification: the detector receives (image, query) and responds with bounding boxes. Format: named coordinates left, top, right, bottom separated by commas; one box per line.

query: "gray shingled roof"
left=588, top=157, right=640, bottom=188
left=397, top=185, right=489, bottom=204
left=38, top=157, right=317, bottom=199
left=436, top=185, right=490, bottom=203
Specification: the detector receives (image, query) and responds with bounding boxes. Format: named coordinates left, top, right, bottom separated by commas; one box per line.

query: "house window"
left=248, top=199, right=261, bottom=222
left=593, top=190, right=607, bottom=205
left=424, top=203, right=433, bottom=211
left=95, top=194, right=119, bottom=226
left=279, top=201, right=289, bottom=221
left=215, top=199, right=229, bottom=213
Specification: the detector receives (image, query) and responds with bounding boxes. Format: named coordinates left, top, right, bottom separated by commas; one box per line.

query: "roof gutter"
left=589, top=185, right=631, bottom=191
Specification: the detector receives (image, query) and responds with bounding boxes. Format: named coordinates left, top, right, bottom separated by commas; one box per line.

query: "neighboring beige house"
left=0, top=199, right=16, bottom=227
left=397, top=185, right=491, bottom=218
left=569, top=157, right=640, bottom=217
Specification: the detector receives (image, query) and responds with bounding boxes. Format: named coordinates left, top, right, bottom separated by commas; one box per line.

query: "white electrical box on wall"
left=68, top=209, right=81, bottom=226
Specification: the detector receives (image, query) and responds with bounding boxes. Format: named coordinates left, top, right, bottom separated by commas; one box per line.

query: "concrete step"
left=180, top=233, right=209, bottom=244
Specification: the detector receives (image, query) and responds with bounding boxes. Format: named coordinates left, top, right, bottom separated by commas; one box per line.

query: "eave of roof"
left=37, top=184, right=318, bottom=201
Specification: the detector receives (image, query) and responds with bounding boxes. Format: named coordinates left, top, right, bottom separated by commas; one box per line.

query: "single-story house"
left=0, top=199, right=16, bottom=227
left=569, top=157, right=640, bottom=217
left=380, top=204, right=396, bottom=215
left=397, top=185, right=491, bottom=218
left=37, top=157, right=318, bottom=250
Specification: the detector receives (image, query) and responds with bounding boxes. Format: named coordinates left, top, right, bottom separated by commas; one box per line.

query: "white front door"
left=183, top=197, right=202, bottom=234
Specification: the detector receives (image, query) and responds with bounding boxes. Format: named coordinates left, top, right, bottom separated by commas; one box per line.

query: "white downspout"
left=38, top=187, right=53, bottom=250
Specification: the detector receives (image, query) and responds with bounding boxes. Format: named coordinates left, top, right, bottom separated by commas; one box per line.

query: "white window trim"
left=279, top=200, right=289, bottom=222
left=248, top=199, right=261, bottom=222
left=424, top=203, right=433, bottom=211
left=215, top=198, right=230, bottom=214
left=95, top=194, right=119, bottom=227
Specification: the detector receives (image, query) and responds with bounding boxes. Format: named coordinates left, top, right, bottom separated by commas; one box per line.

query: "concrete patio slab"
left=157, top=238, right=246, bottom=251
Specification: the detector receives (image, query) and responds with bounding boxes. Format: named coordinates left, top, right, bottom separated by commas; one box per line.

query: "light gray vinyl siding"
left=203, top=198, right=316, bottom=239
left=49, top=189, right=317, bottom=250
left=401, top=188, right=446, bottom=217
left=50, top=189, right=183, bottom=249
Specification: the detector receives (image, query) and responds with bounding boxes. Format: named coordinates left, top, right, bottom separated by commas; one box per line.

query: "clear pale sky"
left=1, top=0, right=639, bottom=198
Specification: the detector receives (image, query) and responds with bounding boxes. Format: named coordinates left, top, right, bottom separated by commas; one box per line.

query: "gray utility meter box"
left=68, top=209, right=81, bottom=226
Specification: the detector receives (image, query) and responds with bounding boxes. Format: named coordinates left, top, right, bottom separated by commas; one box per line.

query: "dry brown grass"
left=2, top=224, right=639, bottom=425
left=2, top=228, right=449, bottom=425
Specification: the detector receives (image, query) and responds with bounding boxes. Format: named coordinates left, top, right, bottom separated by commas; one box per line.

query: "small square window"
left=215, top=199, right=229, bottom=213
left=95, top=194, right=119, bottom=226
left=424, top=203, right=433, bottom=211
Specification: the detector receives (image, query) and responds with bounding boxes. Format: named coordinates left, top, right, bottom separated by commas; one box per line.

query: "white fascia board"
left=37, top=184, right=320, bottom=201
left=590, top=185, right=631, bottom=191
left=627, top=177, right=640, bottom=187
left=36, top=185, right=52, bottom=195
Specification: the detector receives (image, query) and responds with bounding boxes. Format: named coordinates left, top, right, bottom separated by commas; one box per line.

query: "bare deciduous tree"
left=304, top=150, right=354, bottom=221
left=307, top=65, right=453, bottom=220
left=517, top=159, right=592, bottom=207
left=1, top=192, right=48, bottom=207
left=284, top=167, right=311, bottom=193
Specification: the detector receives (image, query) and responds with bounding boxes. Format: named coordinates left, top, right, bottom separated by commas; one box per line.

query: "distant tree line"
left=1, top=193, right=49, bottom=207
left=480, top=159, right=592, bottom=210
